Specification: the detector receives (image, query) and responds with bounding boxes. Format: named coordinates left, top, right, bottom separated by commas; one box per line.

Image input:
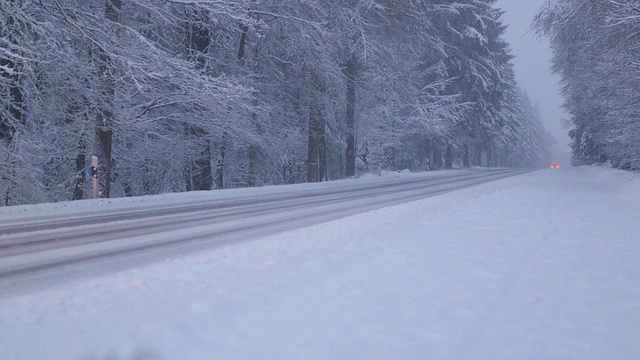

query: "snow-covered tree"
left=535, top=0, right=640, bottom=169
left=0, top=0, right=548, bottom=206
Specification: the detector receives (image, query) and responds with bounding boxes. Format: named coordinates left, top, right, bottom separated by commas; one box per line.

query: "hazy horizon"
left=496, top=0, right=572, bottom=164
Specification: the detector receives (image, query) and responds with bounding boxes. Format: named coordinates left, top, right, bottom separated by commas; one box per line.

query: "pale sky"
left=495, top=0, right=572, bottom=163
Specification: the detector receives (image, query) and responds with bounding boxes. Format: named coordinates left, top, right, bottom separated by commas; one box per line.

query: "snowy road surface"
left=0, top=168, right=526, bottom=297
left=1, top=166, right=639, bottom=359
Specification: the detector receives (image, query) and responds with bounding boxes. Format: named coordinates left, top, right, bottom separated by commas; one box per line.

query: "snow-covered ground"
left=1, top=165, right=639, bottom=360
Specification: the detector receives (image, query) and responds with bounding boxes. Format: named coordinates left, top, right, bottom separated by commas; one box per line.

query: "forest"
left=535, top=0, right=640, bottom=170
left=1, top=0, right=550, bottom=206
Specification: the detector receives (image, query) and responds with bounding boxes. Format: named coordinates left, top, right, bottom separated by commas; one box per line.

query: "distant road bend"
left=0, top=168, right=530, bottom=296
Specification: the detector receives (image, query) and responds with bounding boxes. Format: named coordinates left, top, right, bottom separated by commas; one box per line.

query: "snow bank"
left=580, top=164, right=640, bottom=200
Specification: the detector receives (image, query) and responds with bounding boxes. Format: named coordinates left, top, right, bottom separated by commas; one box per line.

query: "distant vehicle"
left=550, top=163, right=561, bottom=169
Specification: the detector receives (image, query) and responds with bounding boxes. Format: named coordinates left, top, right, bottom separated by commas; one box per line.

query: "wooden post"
left=91, top=155, right=99, bottom=199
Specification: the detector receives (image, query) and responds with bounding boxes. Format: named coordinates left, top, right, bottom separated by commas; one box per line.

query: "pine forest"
left=1, top=0, right=565, bottom=205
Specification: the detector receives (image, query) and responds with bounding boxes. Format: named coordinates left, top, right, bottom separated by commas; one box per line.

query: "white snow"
left=1, top=165, right=639, bottom=360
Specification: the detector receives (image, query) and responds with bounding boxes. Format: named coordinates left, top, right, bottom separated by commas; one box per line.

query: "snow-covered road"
left=1, top=166, right=639, bottom=360
left=0, top=168, right=526, bottom=297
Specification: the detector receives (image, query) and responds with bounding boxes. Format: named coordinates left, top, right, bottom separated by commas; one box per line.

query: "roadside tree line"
left=1, top=0, right=548, bottom=206
left=535, top=0, right=640, bottom=170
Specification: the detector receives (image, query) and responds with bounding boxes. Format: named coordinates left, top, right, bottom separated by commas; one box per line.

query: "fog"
left=495, top=0, right=572, bottom=164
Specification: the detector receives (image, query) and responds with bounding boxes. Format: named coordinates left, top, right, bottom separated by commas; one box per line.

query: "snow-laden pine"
left=1, top=0, right=550, bottom=206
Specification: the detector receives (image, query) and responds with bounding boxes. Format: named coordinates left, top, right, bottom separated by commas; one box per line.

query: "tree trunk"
left=123, top=140, right=133, bottom=197
left=184, top=124, right=212, bottom=191
left=184, top=148, right=193, bottom=192
left=307, top=104, right=321, bottom=183
left=124, top=177, right=133, bottom=197
left=445, top=144, right=454, bottom=169
left=248, top=131, right=258, bottom=187
left=0, top=2, right=25, bottom=205
left=93, top=0, right=120, bottom=198
left=433, top=145, right=442, bottom=170
left=462, top=144, right=470, bottom=167
left=486, top=145, right=494, bottom=167
left=216, top=131, right=227, bottom=189
left=95, top=117, right=113, bottom=198
left=238, top=18, right=261, bottom=187
left=248, top=33, right=261, bottom=187
left=72, top=141, right=86, bottom=200
left=345, top=55, right=356, bottom=177
left=319, top=111, right=327, bottom=182
left=194, top=141, right=212, bottom=190
left=184, top=7, right=213, bottom=191
left=238, top=24, right=248, bottom=61
left=0, top=2, right=24, bottom=143
left=237, top=23, right=248, bottom=185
